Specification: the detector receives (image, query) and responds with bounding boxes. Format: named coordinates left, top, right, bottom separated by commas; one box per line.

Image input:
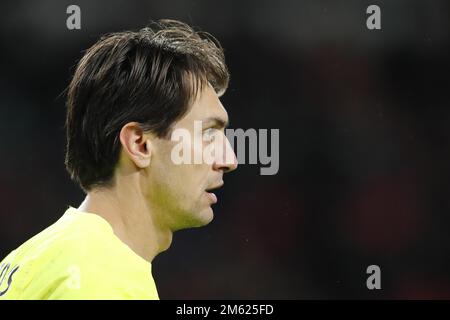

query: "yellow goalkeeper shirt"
left=0, top=207, right=159, bottom=300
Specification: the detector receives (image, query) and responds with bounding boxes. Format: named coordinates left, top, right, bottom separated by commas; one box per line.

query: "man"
left=0, top=19, right=237, bottom=299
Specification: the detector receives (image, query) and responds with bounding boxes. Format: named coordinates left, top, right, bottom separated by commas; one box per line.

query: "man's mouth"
left=205, top=182, right=224, bottom=204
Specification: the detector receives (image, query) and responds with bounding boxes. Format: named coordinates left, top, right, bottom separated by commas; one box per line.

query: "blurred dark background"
left=1, top=0, right=450, bottom=299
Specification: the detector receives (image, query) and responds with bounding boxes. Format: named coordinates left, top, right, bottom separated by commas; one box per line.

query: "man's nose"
left=213, top=136, right=238, bottom=173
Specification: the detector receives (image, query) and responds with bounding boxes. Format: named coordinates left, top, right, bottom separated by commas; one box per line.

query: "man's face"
left=146, top=84, right=238, bottom=231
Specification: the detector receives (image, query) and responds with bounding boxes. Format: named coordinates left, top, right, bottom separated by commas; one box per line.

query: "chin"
left=173, top=206, right=214, bottom=231
left=191, top=206, right=214, bottom=228
left=201, top=207, right=215, bottom=225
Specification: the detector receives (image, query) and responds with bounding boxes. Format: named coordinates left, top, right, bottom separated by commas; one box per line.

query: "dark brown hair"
left=65, top=19, right=229, bottom=191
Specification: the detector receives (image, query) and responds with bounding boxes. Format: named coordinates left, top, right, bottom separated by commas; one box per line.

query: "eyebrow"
left=203, top=116, right=229, bottom=129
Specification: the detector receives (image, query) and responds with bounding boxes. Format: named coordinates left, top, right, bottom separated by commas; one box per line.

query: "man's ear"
left=119, top=122, right=152, bottom=168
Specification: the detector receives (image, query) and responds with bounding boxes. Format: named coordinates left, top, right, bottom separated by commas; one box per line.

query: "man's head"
left=65, top=19, right=237, bottom=230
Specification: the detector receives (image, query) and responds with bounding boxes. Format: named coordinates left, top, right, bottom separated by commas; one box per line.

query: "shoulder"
left=1, top=209, right=159, bottom=299
left=0, top=219, right=91, bottom=297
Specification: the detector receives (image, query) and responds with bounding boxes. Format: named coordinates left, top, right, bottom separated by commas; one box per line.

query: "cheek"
left=152, top=141, right=211, bottom=200
left=156, top=162, right=206, bottom=198
left=180, top=164, right=210, bottom=192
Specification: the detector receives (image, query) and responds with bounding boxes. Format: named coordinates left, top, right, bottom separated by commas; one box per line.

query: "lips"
left=205, top=182, right=224, bottom=204
left=206, top=192, right=218, bottom=204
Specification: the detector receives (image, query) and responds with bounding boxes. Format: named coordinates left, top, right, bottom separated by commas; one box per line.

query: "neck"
left=77, top=183, right=172, bottom=263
